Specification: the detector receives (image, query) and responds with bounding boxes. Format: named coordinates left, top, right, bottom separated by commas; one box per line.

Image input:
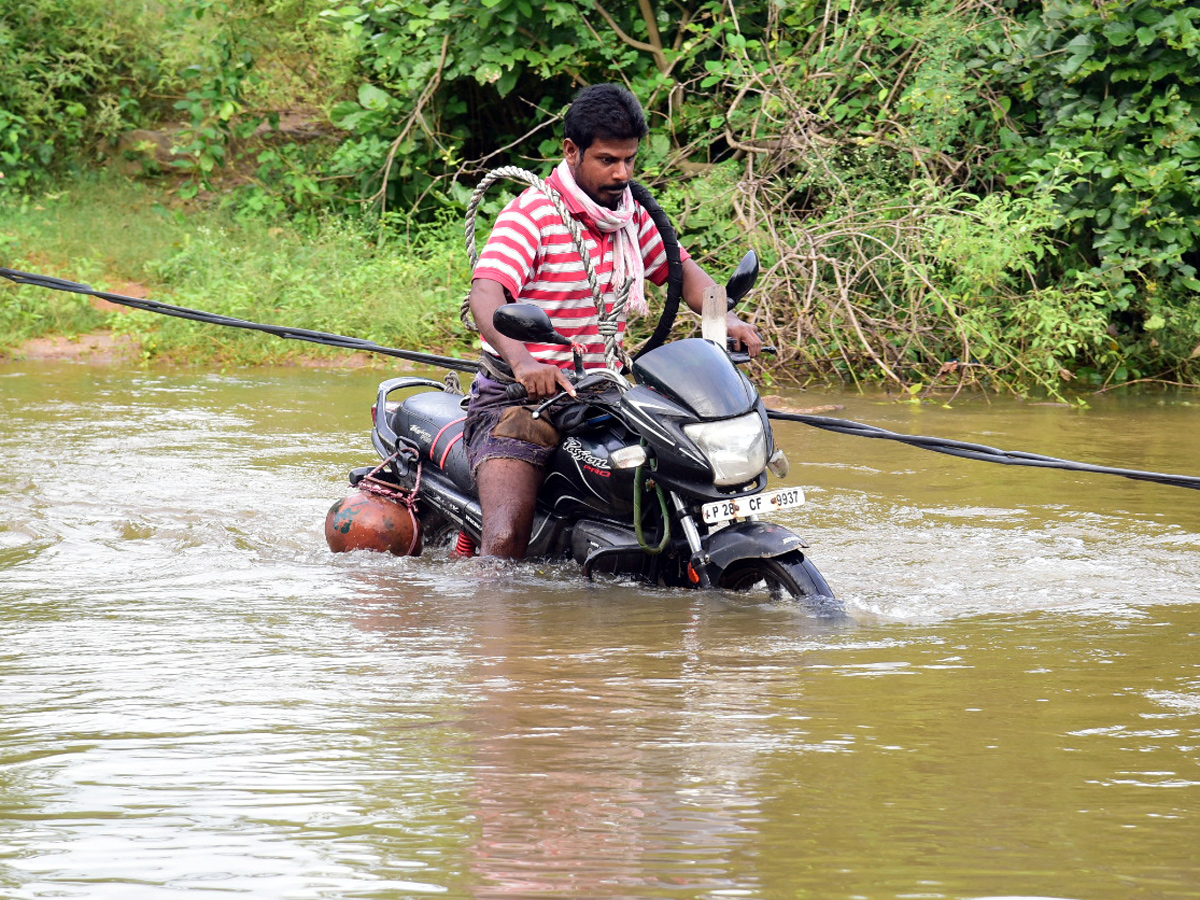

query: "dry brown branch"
left=592, top=0, right=667, bottom=71
left=368, top=34, right=451, bottom=217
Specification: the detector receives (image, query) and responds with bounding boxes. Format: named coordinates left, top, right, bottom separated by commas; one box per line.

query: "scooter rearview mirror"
left=725, top=250, right=759, bottom=309
left=493, top=302, right=570, bottom=346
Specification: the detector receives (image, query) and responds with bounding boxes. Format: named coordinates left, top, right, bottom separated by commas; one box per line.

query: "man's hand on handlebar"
left=727, top=318, right=763, bottom=357
left=512, top=358, right=577, bottom=402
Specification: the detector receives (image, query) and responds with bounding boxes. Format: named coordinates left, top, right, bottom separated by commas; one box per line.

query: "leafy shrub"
left=319, top=1, right=767, bottom=218
left=164, top=0, right=354, bottom=211
left=0, top=0, right=163, bottom=188
left=995, top=0, right=1200, bottom=371
left=1000, top=1, right=1200, bottom=280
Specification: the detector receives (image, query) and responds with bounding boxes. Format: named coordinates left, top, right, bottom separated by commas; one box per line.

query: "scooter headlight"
left=683, top=412, right=768, bottom=486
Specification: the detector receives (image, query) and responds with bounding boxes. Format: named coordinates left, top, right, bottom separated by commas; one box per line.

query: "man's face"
left=564, top=136, right=640, bottom=210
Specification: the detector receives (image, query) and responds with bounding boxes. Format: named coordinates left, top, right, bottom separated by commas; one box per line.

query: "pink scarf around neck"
left=554, top=160, right=647, bottom=315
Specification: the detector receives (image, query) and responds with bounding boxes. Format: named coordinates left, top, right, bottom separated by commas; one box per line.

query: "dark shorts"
left=463, top=374, right=558, bottom=477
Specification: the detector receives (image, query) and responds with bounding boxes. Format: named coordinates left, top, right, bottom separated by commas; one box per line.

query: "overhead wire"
left=0, top=266, right=479, bottom=373
left=766, top=408, right=1200, bottom=491
left=4, top=265, right=1200, bottom=491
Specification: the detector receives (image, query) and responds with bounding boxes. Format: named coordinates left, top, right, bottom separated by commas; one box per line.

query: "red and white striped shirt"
left=473, top=168, right=688, bottom=370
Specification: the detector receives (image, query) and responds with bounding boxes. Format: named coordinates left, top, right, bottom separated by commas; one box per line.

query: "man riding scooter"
left=464, top=83, right=763, bottom=558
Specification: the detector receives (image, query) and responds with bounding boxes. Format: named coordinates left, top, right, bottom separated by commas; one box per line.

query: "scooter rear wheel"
left=717, top=551, right=837, bottom=609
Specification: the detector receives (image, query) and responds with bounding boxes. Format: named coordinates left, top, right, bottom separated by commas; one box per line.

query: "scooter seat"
left=392, top=390, right=473, bottom=490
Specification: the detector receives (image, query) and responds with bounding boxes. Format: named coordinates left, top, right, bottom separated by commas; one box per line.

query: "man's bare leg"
left=475, top=457, right=545, bottom=559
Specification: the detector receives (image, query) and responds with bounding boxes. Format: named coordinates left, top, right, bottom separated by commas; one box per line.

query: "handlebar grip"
left=727, top=337, right=778, bottom=354
left=505, top=382, right=529, bottom=401
left=729, top=346, right=777, bottom=365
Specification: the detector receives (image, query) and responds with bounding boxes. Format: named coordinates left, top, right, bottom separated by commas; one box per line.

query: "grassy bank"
left=1, top=176, right=475, bottom=366
left=6, top=0, right=1200, bottom=395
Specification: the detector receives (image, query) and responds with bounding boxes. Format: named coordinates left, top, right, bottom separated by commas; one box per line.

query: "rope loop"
left=461, top=166, right=628, bottom=370
left=359, top=449, right=422, bottom=512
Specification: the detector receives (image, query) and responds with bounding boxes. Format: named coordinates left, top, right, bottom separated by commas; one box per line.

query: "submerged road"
left=2, top=361, right=1199, bottom=899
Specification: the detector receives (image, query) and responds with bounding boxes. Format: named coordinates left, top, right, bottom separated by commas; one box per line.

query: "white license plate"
left=701, top=487, right=806, bottom=524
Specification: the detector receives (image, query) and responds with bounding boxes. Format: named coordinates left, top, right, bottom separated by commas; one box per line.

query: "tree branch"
left=592, top=0, right=669, bottom=72
left=369, top=34, right=451, bottom=217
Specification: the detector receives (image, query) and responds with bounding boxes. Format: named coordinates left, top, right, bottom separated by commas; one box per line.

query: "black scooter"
left=343, top=253, right=838, bottom=609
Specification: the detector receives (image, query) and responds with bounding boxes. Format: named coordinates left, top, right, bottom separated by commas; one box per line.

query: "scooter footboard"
left=700, top=521, right=810, bottom=579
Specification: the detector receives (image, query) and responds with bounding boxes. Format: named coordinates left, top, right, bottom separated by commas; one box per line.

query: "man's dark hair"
left=563, top=83, right=649, bottom=152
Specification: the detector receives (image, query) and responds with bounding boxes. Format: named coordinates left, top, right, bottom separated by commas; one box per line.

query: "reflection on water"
left=2, top=362, right=1199, bottom=899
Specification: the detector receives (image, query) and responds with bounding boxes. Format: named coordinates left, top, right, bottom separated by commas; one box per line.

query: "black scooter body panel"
left=541, top=431, right=638, bottom=519
left=391, top=390, right=473, bottom=492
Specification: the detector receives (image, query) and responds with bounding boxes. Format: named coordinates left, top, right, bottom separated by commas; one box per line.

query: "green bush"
left=994, top=0, right=1200, bottom=380
left=6, top=0, right=1200, bottom=389
left=319, top=0, right=767, bottom=217
left=0, top=0, right=165, bottom=188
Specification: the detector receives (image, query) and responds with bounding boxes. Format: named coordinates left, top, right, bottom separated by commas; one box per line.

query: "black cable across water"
left=4, top=265, right=1199, bottom=491
left=0, top=267, right=479, bottom=373
left=766, top=409, right=1200, bottom=491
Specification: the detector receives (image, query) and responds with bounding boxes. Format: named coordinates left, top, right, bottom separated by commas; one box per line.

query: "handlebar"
left=504, top=370, right=625, bottom=418
left=503, top=365, right=589, bottom=402
left=728, top=343, right=777, bottom=366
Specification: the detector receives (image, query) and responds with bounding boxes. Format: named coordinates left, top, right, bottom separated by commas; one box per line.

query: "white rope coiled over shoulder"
left=461, top=166, right=631, bottom=370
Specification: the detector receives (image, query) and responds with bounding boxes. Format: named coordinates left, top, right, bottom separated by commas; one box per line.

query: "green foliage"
left=0, top=0, right=354, bottom=209
left=996, top=0, right=1200, bottom=305
left=973, top=0, right=1200, bottom=386
left=6, top=0, right=1200, bottom=391
left=319, top=0, right=760, bottom=216
left=0, top=0, right=162, bottom=188
left=164, top=0, right=354, bottom=212
left=1, top=177, right=472, bottom=364
left=168, top=1, right=268, bottom=192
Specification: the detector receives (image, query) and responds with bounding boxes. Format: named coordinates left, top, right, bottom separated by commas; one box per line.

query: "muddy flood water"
left=2, top=361, right=1198, bottom=900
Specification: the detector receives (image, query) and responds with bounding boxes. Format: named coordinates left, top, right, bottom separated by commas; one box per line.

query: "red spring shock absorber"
left=454, top=530, right=477, bottom=557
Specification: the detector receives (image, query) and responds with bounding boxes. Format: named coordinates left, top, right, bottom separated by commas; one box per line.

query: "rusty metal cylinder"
left=324, top=490, right=421, bottom=556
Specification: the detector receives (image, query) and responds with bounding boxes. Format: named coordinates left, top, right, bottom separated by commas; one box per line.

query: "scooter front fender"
left=700, top=521, right=809, bottom=580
